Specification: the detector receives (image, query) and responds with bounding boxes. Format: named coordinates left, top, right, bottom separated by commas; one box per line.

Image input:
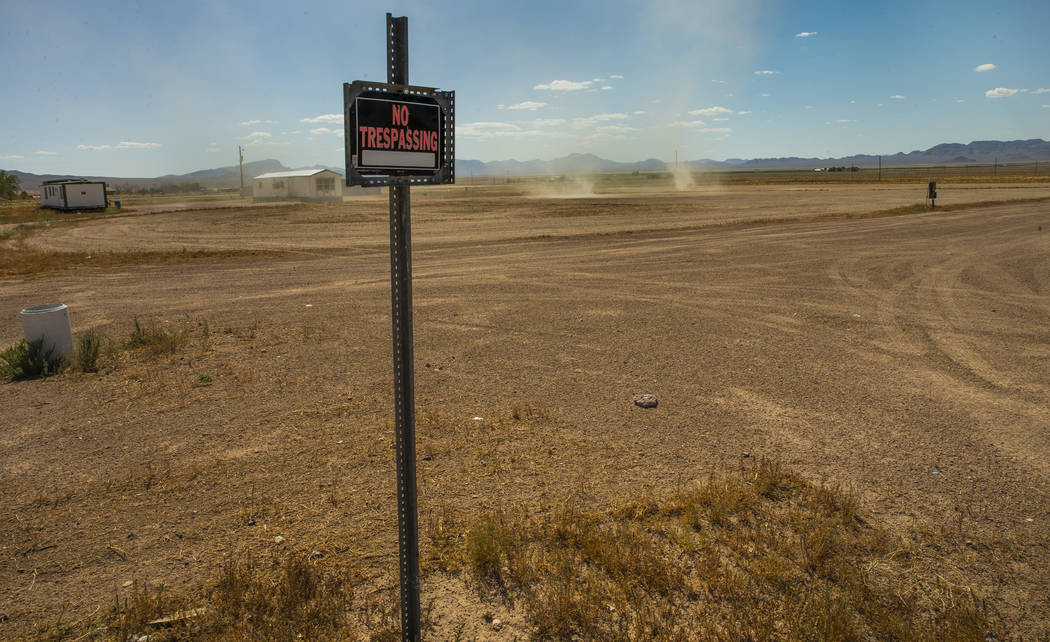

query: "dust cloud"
left=527, top=177, right=600, bottom=199
left=672, top=162, right=695, bottom=191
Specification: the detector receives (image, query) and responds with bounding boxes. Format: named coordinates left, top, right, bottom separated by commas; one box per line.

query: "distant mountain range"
left=5, top=139, right=1049, bottom=191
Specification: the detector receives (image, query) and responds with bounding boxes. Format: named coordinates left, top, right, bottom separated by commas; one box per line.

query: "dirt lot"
left=1, top=179, right=1049, bottom=638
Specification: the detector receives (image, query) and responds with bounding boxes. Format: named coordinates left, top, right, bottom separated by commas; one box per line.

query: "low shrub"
left=73, top=330, right=103, bottom=372
left=0, top=338, right=64, bottom=380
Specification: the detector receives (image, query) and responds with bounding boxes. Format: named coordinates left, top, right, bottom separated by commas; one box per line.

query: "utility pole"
left=239, top=146, right=245, bottom=196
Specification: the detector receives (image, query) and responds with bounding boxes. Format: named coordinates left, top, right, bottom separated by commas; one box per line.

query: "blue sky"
left=1, top=0, right=1047, bottom=176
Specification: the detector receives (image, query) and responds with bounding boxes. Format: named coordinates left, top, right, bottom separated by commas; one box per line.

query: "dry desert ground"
left=1, top=176, right=1049, bottom=639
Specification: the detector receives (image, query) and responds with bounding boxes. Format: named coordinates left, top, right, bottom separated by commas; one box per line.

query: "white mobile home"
left=252, top=169, right=344, bottom=202
left=41, top=179, right=108, bottom=210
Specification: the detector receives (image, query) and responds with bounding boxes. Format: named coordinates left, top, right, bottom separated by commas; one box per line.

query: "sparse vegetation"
left=97, top=551, right=361, bottom=641
left=447, top=459, right=988, bottom=640
left=0, top=337, right=64, bottom=380
left=124, top=317, right=186, bottom=355
left=0, top=223, right=30, bottom=240
left=73, top=329, right=104, bottom=372
left=39, top=459, right=990, bottom=639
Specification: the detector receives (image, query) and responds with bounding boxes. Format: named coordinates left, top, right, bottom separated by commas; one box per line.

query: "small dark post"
left=928, top=181, right=937, bottom=209
left=385, top=12, right=421, bottom=641
left=877, top=155, right=881, bottom=181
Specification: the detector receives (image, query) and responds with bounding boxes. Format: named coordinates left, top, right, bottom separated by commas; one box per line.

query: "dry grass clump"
left=440, top=458, right=988, bottom=640
left=41, top=550, right=367, bottom=641
left=124, top=317, right=186, bottom=356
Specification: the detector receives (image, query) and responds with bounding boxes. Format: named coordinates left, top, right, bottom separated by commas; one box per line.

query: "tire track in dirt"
left=830, top=207, right=1050, bottom=474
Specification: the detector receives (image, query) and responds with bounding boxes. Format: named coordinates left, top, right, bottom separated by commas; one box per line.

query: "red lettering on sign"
left=392, top=104, right=409, bottom=127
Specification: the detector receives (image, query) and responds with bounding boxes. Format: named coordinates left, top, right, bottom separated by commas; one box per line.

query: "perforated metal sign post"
left=343, top=13, right=455, bottom=641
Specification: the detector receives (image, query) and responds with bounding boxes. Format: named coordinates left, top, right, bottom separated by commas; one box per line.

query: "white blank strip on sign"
left=362, top=150, right=435, bottom=168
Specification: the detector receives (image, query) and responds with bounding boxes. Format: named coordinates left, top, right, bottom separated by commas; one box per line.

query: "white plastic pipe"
left=21, top=303, right=74, bottom=363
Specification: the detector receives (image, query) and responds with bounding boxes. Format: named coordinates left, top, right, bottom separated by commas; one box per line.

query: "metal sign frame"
left=344, top=80, right=455, bottom=187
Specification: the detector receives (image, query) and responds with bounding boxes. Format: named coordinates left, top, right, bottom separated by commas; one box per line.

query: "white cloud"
left=461, top=122, right=519, bottom=133
left=240, top=119, right=262, bottom=126
left=973, top=63, right=996, bottom=72
left=849, top=99, right=856, bottom=104
left=77, top=142, right=159, bottom=151
left=601, top=85, right=613, bottom=90
left=890, top=95, right=906, bottom=100
left=300, top=114, right=342, bottom=124
left=609, top=74, right=624, bottom=79
left=1033, top=88, right=1050, bottom=94
left=688, top=106, right=733, bottom=116
left=503, top=101, right=547, bottom=111
left=595, top=125, right=638, bottom=135
left=827, top=119, right=856, bottom=124
left=737, top=110, right=752, bottom=115
left=671, top=120, right=706, bottom=128
left=632, top=110, right=647, bottom=115
left=760, top=93, right=771, bottom=97
left=957, top=99, right=966, bottom=103
left=534, top=79, right=594, bottom=91
left=712, top=117, right=730, bottom=122
left=795, top=31, right=817, bottom=38
left=571, top=113, right=628, bottom=128
left=34, top=150, right=57, bottom=156
left=532, top=118, right=566, bottom=127
left=458, top=121, right=556, bottom=141
left=0, top=153, right=24, bottom=159
left=242, top=132, right=273, bottom=144
left=711, top=79, right=727, bottom=84
left=754, top=70, right=779, bottom=75
left=116, top=141, right=161, bottom=149
left=309, top=127, right=341, bottom=136
left=591, top=77, right=602, bottom=82
left=1043, top=104, right=1050, bottom=109
left=985, top=87, right=1025, bottom=98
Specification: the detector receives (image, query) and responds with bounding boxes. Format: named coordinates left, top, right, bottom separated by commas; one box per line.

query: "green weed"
left=1, top=338, right=64, bottom=380
left=73, top=329, right=103, bottom=372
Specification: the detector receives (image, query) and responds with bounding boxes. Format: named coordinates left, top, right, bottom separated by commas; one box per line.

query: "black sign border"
left=344, top=81, right=455, bottom=186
